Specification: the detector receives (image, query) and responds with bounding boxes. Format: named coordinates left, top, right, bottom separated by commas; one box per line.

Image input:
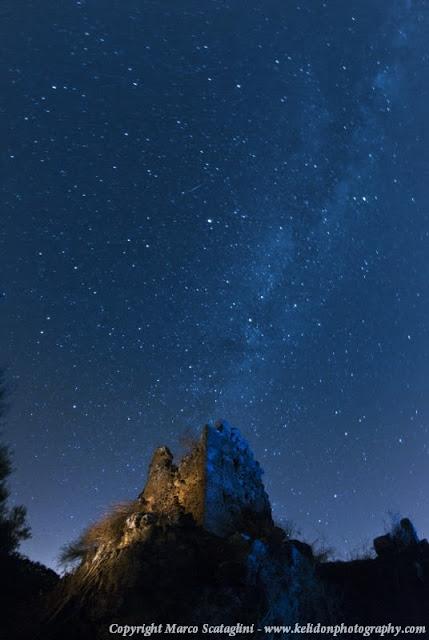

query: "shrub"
left=0, top=371, right=31, bottom=554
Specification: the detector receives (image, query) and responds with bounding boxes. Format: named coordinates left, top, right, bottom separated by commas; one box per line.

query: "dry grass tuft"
left=59, top=500, right=139, bottom=567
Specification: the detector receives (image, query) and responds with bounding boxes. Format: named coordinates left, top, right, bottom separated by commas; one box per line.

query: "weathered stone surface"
left=203, top=420, right=272, bottom=537
left=139, top=446, right=177, bottom=512
left=138, top=420, right=272, bottom=537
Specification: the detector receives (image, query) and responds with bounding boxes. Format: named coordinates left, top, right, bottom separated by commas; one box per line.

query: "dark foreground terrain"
left=3, top=423, right=429, bottom=639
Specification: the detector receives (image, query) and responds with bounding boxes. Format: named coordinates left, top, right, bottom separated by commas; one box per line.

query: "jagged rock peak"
left=139, top=420, right=273, bottom=537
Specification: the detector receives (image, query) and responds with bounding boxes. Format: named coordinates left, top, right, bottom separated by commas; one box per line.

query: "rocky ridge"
left=19, top=420, right=429, bottom=639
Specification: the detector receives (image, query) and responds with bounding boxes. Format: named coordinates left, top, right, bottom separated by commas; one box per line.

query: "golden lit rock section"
left=139, top=421, right=272, bottom=538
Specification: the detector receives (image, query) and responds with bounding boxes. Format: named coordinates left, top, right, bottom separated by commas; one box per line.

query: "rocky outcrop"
left=320, top=519, right=429, bottom=626
left=203, top=421, right=272, bottom=537
left=24, top=421, right=429, bottom=640
left=373, top=517, right=423, bottom=557
left=139, top=420, right=272, bottom=538
left=39, top=422, right=326, bottom=639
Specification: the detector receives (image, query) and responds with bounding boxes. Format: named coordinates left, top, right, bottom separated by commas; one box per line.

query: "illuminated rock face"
left=203, top=421, right=272, bottom=536
left=139, top=420, right=272, bottom=537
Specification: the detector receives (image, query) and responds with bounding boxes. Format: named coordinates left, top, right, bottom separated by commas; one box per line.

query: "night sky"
left=2, top=0, right=429, bottom=570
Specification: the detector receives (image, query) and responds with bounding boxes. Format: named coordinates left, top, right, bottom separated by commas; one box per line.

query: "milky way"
left=1, top=0, right=429, bottom=568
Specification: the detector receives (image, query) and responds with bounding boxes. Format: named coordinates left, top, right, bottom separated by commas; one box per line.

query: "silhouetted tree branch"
left=0, top=370, right=31, bottom=554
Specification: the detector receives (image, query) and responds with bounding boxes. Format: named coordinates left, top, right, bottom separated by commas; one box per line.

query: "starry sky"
left=2, top=0, right=429, bottom=569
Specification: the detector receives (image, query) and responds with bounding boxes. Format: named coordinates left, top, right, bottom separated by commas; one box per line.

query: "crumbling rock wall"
left=174, top=434, right=206, bottom=526
left=203, top=421, right=272, bottom=537
left=138, top=420, right=272, bottom=538
left=36, top=420, right=429, bottom=640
